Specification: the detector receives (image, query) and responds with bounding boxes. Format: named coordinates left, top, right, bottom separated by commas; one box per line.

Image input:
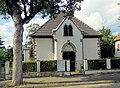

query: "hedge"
left=40, top=60, right=57, bottom=72
left=23, top=61, right=37, bottom=72
left=88, top=60, right=106, bottom=70
left=22, top=60, right=57, bottom=72
left=111, top=59, right=120, bottom=69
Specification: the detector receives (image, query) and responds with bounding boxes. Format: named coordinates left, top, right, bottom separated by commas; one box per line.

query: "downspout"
left=53, top=30, right=57, bottom=60
left=81, top=32, right=85, bottom=74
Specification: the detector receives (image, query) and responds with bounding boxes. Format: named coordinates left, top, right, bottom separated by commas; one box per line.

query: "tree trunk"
left=12, top=13, right=23, bottom=85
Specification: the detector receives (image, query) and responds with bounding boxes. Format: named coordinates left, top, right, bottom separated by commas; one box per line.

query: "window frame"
left=63, top=24, right=73, bottom=36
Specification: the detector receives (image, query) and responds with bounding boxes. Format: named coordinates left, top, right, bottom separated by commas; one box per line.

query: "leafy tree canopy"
left=0, top=37, right=4, bottom=48
left=99, top=26, right=115, bottom=58
left=0, top=0, right=83, bottom=23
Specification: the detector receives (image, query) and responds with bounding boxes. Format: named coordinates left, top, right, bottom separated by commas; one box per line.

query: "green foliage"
left=22, top=60, right=57, bottom=72
left=27, top=23, right=39, bottom=34
left=88, top=60, right=106, bottom=70
left=111, top=59, right=120, bottom=69
left=40, top=60, right=57, bottom=72
left=23, top=61, right=37, bottom=72
left=0, top=38, right=4, bottom=47
left=0, top=38, right=9, bottom=62
left=25, top=23, right=40, bottom=58
left=0, top=48, right=6, bottom=60
left=0, top=0, right=8, bottom=16
left=99, top=26, right=115, bottom=58
left=1, top=0, right=83, bottom=22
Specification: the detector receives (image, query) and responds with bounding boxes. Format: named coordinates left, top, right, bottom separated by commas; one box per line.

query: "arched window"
left=64, top=24, right=73, bottom=36
left=69, top=24, right=73, bottom=36
left=64, top=24, right=68, bottom=36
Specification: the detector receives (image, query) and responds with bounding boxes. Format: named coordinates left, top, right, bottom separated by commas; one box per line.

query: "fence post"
left=57, top=60, right=65, bottom=71
left=106, top=59, right=111, bottom=69
left=5, top=61, right=10, bottom=79
left=37, top=61, right=40, bottom=72
left=84, top=59, right=88, bottom=71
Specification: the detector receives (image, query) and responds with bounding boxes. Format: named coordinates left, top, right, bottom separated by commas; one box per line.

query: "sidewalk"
left=19, top=73, right=120, bottom=88
left=1, top=73, right=120, bottom=88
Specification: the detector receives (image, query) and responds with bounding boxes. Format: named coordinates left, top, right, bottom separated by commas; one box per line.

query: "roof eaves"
left=31, top=35, right=53, bottom=38
left=83, top=35, right=102, bottom=38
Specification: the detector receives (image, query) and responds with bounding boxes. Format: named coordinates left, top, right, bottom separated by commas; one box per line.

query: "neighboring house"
left=114, top=34, right=120, bottom=57
left=23, top=45, right=30, bottom=61
left=31, top=13, right=101, bottom=71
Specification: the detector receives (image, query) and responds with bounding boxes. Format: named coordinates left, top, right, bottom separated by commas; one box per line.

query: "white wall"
left=83, top=38, right=99, bottom=59
left=24, top=49, right=30, bottom=61
left=35, top=38, right=54, bottom=60
left=54, top=18, right=83, bottom=70
left=34, top=18, right=100, bottom=71
left=115, top=41, right=120, bottom=57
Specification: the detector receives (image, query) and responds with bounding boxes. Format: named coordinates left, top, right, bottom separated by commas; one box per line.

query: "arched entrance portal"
left=62, top=42, right=76, bottom=72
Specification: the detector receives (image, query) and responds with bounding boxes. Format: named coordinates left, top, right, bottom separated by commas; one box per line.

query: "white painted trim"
left=54, top=40, right=57, bottom=60
left=53, top=18, right=66, bottom=32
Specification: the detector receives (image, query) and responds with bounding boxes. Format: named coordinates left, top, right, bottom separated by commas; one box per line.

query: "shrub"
left=111, top=59, right=120, bottom=69
left=88, top=60, right=106, bottom=70
left=23, top=61, right=37, bottom=72
left=40, top=60, right=57, bottom=72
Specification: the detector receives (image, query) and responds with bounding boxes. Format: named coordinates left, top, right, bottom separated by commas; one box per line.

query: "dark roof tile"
left=31, top=13, right=101, bottom=38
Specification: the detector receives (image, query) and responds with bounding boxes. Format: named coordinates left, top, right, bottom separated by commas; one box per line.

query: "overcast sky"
left=0, top=0, right=120, bottom=47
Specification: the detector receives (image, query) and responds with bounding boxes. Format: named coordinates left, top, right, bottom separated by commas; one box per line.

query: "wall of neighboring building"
left=35, top=38, right=54, bottom=60
left=24, top=49, right=30, bottom=61
left=54, top=18, right=83, bottom=70
left=83, top=38, right=100, bottom=60
left=115, top=41, right=120, bottom=57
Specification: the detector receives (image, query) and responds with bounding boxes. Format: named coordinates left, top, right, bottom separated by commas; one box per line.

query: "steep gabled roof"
left=71, top=17, right=101, bottom=38
left=114, top=34, right=120, bottom=41
left=31, top=13, right=101, bottom=38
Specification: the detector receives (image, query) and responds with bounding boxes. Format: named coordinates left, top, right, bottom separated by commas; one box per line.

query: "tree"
left=0, top=38, right=12, bottom=62
left=99, top=26, right=115, bottom=58
left=25, top=23, right=39, bottom=58
left=0, top=38, right=6, bottom=61
left=0, top=0, right=83, bottom=85
left=0, top=38, right=4, bottom=48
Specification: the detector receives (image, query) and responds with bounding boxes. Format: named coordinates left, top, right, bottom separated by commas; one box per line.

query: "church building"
left=31, top=13, right=101, bottom=71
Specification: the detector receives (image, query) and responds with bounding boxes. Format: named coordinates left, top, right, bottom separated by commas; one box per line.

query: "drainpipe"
left=53, top=30, right=57, bottom=60
left=81, top=33, right=85, bottom=74
left=54, top=39, right=57, bottom=60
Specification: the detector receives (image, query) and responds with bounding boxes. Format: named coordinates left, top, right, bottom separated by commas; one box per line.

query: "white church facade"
left=31, top=13, right=101, bottom=71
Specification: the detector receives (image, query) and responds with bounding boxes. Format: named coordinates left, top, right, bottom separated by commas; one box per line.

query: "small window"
left=64, top=24, right=73, bottom=36
left=64, top=24, right=68, bottom=36
left=69, top=24, right=73, bottom=36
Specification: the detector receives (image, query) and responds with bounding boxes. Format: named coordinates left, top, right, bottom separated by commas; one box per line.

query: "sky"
left=0, top=0, right=120, bottom=47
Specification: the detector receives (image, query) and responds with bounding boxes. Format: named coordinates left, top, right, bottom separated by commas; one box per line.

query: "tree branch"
left=4, top=0, right=13, bottom=15
left=22, top=0, right=44, bottom=24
